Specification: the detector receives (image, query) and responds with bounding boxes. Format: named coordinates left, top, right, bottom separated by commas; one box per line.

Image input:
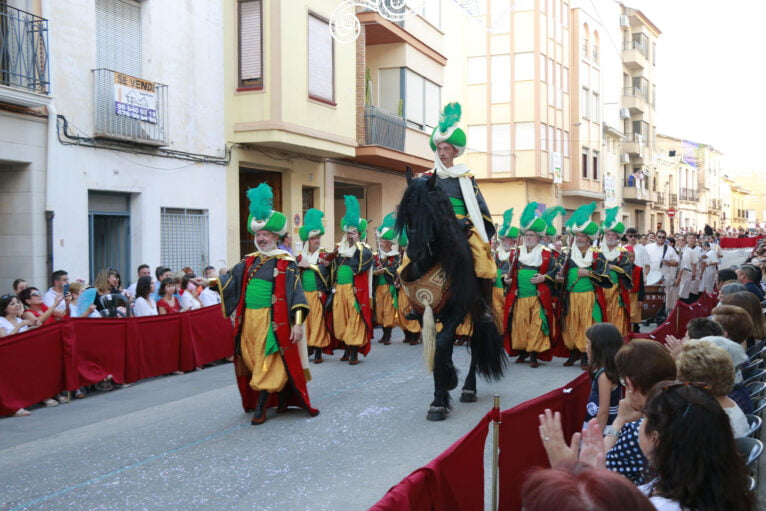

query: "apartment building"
left=736, top=172, right=766, bottom=229
left=224, top=0, right=444, bottom=260
left=0, top=0, right=228, bottom=290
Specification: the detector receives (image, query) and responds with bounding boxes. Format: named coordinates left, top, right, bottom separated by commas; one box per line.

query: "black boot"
left=563, top=349, right=579, bottom=367
left=313, top=347, right=323, bottom=364
left=580, top=352, right=589, bottom=370
left=251, top=390, right=269, bottom=425
left=529, top=352, right=539, bottom=368
left=515, top=350, right=528, bottom=364
left=340, top=347, right=350, bottom=362
left=349, top=346, right=360, bottom=365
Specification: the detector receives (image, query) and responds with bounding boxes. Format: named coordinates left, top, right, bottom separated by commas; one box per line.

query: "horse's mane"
left=396, top=176, right=480, bottom=320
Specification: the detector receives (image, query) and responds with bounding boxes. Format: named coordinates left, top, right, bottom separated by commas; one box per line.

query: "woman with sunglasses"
left=18, top=287, right=64, bottom=326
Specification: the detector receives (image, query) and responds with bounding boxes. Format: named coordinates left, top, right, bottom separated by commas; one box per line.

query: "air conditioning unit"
left=620, top=153, right=630, bottom=164
left=619, top=107, right=630, bottom=119
left=620, top=15, right=629, bottom=28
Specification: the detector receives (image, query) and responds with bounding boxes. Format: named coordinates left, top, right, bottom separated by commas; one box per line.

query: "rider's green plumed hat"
left=498, top=208, right=519, bottom=239
left=541, top=206, right=566, bottom=236
left=247, top=183, right=287, bottom=235
left=377, top=212, right=397, bottom=241
left=600, top=207, right=626, bottom=235
left=341, top=195, right=368, bottom=237
left=565, top=202, right=599, bottom=239
left=299, top=208, right=325, bottom=242
left=429, top=102, right=467, bottom=157
left=519, top=202, right=547, bottom=234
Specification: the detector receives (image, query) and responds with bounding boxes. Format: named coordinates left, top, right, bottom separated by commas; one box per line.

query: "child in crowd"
left=583, top=323, right=623, bottom=431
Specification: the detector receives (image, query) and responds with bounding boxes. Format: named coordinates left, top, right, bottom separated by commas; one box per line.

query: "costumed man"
left=297, top=208, right=333, bottom=364
left=503, top=203, right=563, bottom=367
left=426, top=102, right=498, bottom=344
left=395, top=229, right=422, bottom=345
left=373, top=213, right=400, bottom=346
left=206, top=183, right=317, bottom=426
left=599, top=208, right=633, bottom=338
left=494, top=209, right=519, bottom=336
left=554, top=202, right=612, bottom=368
left=332, top=195, right=374, bottom=365
left=644, top=229, right=679, bottom=319
left=625, top=227, right=647, bottom=332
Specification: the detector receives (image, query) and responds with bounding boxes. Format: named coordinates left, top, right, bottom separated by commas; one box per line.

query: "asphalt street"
left=0, top=247, right=758, bottom=511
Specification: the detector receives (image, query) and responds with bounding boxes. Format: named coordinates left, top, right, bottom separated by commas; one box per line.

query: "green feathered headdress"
left=377, top=212, right=397, bottom=241
left=341, top=195, right=368, bottom=239
left=519, top=202, right=547, bottom=234
left=429, top=102, right=467, bottom=156
left=565, top=202, right=599, bottom=239
left=541, top=206, right=566, bottom=236
left=498, top=209, right=516, bottom=239
left=247, top=183, right=287, bottom=235
left=299, top=208, right=325, bottom=242
left=600, top=207, right=625, bottom=235
left=398, top=227, right=409, bottom=247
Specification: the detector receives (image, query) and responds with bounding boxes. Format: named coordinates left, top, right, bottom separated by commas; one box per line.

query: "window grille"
left=160, top=208, right=209, bottom=276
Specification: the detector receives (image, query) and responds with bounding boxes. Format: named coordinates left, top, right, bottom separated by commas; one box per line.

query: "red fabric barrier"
left=627, top=292, right=718, bottom=344
left=0, top=306, right=234, bottom=416
left=498, top=373, right=590, bottom=510
left=718, top=236, right=765, bottom=249
left=0, top=323, right=67, bottom=416
left=372, top=416, right=489, bottom=510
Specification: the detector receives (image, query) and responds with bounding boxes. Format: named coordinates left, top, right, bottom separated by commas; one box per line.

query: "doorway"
left=239, top=168, right=282, bottom=258
left=88, top=191, right=130, bottom=285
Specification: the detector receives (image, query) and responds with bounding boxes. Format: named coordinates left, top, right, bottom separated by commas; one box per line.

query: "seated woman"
left=132, top=276, right=157, bottom=317
left=712, top=304, right=754, bottom=347
left=676, top=339, right=749, bottom=437
left=0, top=293, right=33, bottom=337
left=719, top=291, right=766, bottom=349
left=179, top=273, right=202, bottom=312
left=19, top=287, right=64, bottom=326
left=157, top=277, right=181, bottom=315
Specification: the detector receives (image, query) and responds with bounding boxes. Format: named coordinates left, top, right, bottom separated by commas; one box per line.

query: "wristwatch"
left=603, top=425, right=621, bottom=438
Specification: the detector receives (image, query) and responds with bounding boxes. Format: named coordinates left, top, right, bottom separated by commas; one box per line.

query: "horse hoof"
left=426, top=406, right=448, bottom=421
left=460, top=390, right=477, bottom=403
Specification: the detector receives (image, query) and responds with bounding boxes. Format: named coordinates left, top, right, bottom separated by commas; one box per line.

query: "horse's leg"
left=427, top=314, right=460, bottom=421
left=460, top=353, right=478, bottom=402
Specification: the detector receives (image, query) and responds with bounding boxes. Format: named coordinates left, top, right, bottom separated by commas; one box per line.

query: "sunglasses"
left=30, top=292, right=42, bottom=297
left=0, top=293, right=16, bottom=301
left=627, top=234, right=637, bottom=238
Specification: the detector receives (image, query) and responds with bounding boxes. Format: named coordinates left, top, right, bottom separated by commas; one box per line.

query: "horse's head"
left=396, top=174, right=451, bottom=264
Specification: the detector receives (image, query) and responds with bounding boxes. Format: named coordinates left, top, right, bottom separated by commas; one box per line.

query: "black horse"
left=396, top=170, right=507, bottom=421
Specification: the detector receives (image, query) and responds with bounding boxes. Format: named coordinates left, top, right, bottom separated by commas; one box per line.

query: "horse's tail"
left=469, top=318, right=508, bottom=381
left=422, top=304, right=437, bottom=372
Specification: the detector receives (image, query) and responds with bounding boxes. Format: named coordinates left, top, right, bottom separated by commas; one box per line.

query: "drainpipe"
left=41, top=0, right=56, bottom=277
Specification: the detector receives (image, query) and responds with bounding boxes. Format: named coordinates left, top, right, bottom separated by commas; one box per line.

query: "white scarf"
left=300, top=244, right=322, bottom=265
left=379, top=246, right=400, bottom=258
left=518, top=244, right=543, bottom=267
left=434, top=158, right=489, bottom=243
left=255, top=239, right=292, bottom=259
left=570, top=243, right=594, bottom=268
left=496, top=246, right=511, bottom=263
left=601, top=243, right=621, bottom=262
left=338, top=239, right=359, bottom=258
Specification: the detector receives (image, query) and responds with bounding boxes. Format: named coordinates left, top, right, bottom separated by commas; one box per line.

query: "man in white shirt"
left=625, top=227, right=648, bottom=275
left=43, top=270, right=69, bottom=315
left=675, top=234, right=699, bottom=304
left=644, top=230, right=679, bottom=318
left=686, top=234, right=704, bottom=302
left=125, top=264, right=152, bottom=299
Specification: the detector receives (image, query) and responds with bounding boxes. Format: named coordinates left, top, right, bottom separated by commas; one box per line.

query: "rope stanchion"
left=491, top=394, right=501, bottom=511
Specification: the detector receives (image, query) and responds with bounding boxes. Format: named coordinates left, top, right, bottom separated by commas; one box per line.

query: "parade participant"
left=503, top=203, right=561, bottom=368
left=624, top=227, right=646, bottom=332
left=373, top=212, right=400, bottom=346
left=674, top=234, right=699, bottom=305
left=332, top=195, right=374, bottom=365
left=297, top=208, right=333, bottom=364
left=206, top=183, right=317, bottom=425
left=395, top=230, right=421, bottom=345
left=555, top=202, right=612, bottom=368
left=598, top=208, right=633, bottom=337
left=428, top=102, right=496, bottom=283
left=494, top=209, right=519, bottom=337
left=644, top=229, right=679, bottom=319
left=687, top=233, right=703, bottom=302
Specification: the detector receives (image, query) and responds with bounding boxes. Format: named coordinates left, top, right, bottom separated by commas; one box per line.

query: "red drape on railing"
left=627, top=292, right=718, bottom=344
left=0, top=306, right=233, bottom=416
left=371, top=415, right=489, bottom=511
left=497, top=373, right=591, bottom=510
left=718, top=236, right=765, bottom=249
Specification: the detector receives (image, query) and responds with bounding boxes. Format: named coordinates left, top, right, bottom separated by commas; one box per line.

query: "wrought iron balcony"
left=680, top=187, right=698, bottom=202
left=656, top=192, right=665, bottom=205
left=92, top=69, right=168, bottom=146
left=364, top=105, right=405, bottom=152
left=669, top=193, right=678, bottom=206
left=0, top=4, right=49, bottom=96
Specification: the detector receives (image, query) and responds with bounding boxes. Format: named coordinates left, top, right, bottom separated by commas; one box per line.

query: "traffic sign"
left=667, top=208, right=676, bottom=218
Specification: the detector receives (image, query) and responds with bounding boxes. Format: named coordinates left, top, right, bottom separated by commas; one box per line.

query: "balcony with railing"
left=669, top=193, right=678, bottom=206
left=622, top=38, right=649, bottom=70
left=623, top=180, right=654, bottom=203
left=0, top=4, right=50, bottom=106
left=679, top=187, right=698, bottom=202
left=355, top=104, right=432, bottom=173
left=623, top=86, right=647, bottom=114
left=622, top=132, right=645, bottom=157
left=364, top=105, right=405, bottom=151
left=656, top=192, right=665, bottom=206
left=92, top=69, right=168, bottom=146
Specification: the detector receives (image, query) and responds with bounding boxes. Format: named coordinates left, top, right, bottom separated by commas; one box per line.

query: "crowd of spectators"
left=1, top=263, right=229, bottom=417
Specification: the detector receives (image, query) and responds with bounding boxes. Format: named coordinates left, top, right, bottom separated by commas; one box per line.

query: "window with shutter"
left=95, top=0, right=142, bottom=75
left=239, top=0, right=262, bottom=89
left=308, top=13, right=334, bottom=103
